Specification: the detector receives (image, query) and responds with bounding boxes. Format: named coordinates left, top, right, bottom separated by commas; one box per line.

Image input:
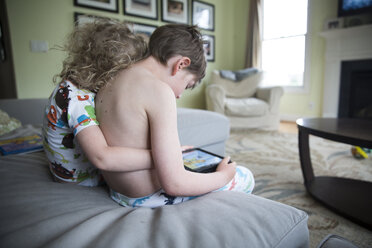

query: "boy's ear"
left=172, top=57, right=191, bottom=76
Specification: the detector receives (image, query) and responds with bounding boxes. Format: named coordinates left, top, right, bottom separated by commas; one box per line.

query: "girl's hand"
left=181, top=145, right=194, bottom=151
left=216, top=156, right=236, bottom=180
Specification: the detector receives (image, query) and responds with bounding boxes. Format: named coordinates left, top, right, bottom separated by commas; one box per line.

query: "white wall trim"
left=280, top=114, right=301, bottom=122
left=280, top=113, right=318, bottom=122
left=302, top=0, right=312, bottom=94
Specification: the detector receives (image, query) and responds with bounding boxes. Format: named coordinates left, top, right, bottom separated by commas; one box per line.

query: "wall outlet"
left=308, top=102, right=314, bottom=110
left=30, top=40, right=48, bottom=53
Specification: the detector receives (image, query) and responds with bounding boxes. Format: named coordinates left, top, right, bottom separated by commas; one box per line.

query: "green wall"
left=5, top=0, right=249, bottom=109
left=6, top=0, right=339, bottom=118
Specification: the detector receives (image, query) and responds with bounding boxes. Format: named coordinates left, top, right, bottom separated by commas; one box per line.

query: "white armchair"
left=206, top=70, right=284, bottom=130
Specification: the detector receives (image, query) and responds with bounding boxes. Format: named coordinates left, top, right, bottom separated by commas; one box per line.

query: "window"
left=261, top=0, right=309, bottom=88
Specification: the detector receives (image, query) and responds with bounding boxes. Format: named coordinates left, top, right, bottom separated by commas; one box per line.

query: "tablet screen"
left=183, top=149, right=222, bottom=171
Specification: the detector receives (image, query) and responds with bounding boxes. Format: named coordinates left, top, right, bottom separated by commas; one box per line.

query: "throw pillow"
left=219, top=68, right=259, bottom=82
left=0, top=109, right=22, bottom=136
left=235, top=68, right=259, bottom=81
left=212, top=70, right=263, bottom=98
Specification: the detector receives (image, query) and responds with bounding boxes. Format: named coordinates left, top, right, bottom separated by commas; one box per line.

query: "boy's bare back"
left=96, top=59, right=165, bottom=197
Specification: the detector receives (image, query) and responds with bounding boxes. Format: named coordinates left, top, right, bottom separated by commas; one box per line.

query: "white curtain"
left=245, top=0, right=262, bottom=69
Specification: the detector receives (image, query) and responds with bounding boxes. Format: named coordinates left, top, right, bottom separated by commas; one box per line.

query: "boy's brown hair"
left=55, top=19, right=149, bottom=93
left=149, top=24, right=206, bottom=83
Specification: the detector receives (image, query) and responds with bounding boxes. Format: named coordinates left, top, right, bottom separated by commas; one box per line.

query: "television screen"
left=338, top=0, right=372, bottom=16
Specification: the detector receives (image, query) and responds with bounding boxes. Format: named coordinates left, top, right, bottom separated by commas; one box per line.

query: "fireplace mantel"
left=320, top=24, right=372, bottom=117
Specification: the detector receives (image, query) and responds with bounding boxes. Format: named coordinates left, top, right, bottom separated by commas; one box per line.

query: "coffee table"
left=296, top=118, right=372, bottom=229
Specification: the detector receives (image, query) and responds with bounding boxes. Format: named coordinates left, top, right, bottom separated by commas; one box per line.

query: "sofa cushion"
left=225, top=97, right=269, bottom=117
left=211, top=70, right=263, bottom=98
left=0, top=152, right=309, bottom=248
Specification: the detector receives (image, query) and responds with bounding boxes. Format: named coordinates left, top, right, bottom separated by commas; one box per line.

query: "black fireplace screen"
left=338, top=59, right=372, bottom=120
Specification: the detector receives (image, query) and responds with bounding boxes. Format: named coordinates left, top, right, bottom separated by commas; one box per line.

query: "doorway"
left=0, top=0, right=17, bottom=99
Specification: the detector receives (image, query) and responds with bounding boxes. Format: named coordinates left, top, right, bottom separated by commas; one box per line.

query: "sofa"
left=206, top=70, right=284, bottom=130
left=0, top=98, right=309, bottom=248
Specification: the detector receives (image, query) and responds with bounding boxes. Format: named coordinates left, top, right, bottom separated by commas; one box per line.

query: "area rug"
left=226, top=129, right=372, bottom=248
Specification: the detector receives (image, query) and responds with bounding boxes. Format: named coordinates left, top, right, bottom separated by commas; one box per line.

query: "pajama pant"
left=110, top=165, right=255, bottom=208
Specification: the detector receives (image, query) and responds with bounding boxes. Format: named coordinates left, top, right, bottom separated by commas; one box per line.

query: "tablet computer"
left=182, top=148, right=223, bottom=173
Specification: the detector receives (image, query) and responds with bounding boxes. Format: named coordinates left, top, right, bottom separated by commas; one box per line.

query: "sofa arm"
left=256, top=86, right=284, bottom=114
left=205, top=84, right=226, bottom=115
left=177, top=108, right=230, bottom=155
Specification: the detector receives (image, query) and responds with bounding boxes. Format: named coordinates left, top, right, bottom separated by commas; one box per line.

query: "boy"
left=96, top=24, right=255, bottom=207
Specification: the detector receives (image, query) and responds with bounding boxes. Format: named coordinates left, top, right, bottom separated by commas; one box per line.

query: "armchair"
left=206, top=70, right=284, bottom=130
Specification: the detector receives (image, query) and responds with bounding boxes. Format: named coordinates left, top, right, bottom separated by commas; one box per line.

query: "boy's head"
left=149, top=24, right=206, bottom=84
left=57, top=19, right=149, bottom=93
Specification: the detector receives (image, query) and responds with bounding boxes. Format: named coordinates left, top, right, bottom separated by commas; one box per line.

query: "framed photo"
left=129, top=22, right=157, bottom=42
left=324, top=17, right=344, bottom=30
left=74, top=12, right=114, bottom=26
left=202, top=34, right=214, bottom=62
left=192, top=0, right=214, bottom=31
left=124, top=0, right=158, bottom=20
left=74, top=0, right=119, bottom=13
left=161, top=0, right=189, bottom=24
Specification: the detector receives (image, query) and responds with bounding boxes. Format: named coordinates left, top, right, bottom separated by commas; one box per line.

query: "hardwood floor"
left=279, top=121, right=298, bottom=134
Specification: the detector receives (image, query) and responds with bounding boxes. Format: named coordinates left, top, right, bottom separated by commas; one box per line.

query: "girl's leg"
left=216, top=166, right=255, bottom=194
left=110, top=165, right=254, bottom=208
left=110, top=188, right=196, bottom=208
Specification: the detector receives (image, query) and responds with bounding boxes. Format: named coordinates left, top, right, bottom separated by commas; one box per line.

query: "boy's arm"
left=76, top=125, right=153, bottom=172
left=147, top=83, right=235, bottom=197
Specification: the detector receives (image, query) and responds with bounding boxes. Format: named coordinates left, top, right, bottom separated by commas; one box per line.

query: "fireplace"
left=320, top=24, right=372, bottom=118
left=338, top=59, right=372, bottom=120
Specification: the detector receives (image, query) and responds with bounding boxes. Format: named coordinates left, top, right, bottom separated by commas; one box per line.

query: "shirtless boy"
left=96, top=24, right=255, bottom=207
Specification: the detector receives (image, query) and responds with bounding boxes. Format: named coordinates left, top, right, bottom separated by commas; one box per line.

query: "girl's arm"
left=147, top=83, right=236, bottom=197
left=77, top=125, right=153, bottom=172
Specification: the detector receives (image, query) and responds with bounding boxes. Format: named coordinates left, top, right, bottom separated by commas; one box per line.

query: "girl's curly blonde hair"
left=55, top=19, right=149, bottom=93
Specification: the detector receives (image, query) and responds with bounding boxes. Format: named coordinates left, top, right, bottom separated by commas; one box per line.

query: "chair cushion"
left=225, top=97, right=269, bottom=117
left=211, top=70, right=263, bottom=98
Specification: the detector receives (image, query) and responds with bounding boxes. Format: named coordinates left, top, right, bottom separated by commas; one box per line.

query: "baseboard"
left=279, top=114, right=320, bottom=122
left=279, top=114, right=302, bottom=122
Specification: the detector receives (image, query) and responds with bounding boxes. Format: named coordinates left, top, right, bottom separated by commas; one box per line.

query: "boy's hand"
left=181, top=145, right=194, bottom=151
left=216, top=156, right=236, bottom=180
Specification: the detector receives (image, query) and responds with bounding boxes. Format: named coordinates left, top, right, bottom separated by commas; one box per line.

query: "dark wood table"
left=296, top=118, right=372, bottom=229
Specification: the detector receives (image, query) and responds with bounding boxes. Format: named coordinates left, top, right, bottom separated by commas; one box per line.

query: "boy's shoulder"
left=119, top=66, right=171, bottom=94
left=120, top=67, right=175, bottom=109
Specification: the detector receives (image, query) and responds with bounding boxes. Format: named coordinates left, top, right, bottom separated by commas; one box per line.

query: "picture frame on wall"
left=74, top=12, right=114, bottom=26
left=124, top=0, right=158, bottom=20
left=74, top=0, right=119, bottom=13
left=161, top=0, right=189, bottom=24
left=202, top=34, right=214, bottom=62
left=192, top=0, right=214, bottom=31
left=129, top=22, right=157, bottom=42
left=324, top=17, right=344, bottom=30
